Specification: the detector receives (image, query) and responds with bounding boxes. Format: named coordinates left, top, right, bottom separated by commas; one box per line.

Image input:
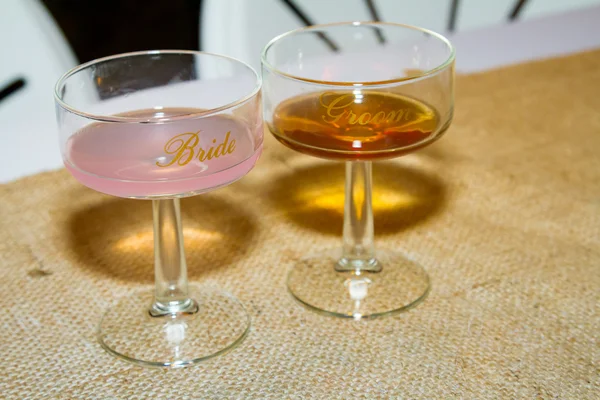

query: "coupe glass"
left=55, top=51, right=262, bottom=366
left=262, top=22, right=454, bottom=318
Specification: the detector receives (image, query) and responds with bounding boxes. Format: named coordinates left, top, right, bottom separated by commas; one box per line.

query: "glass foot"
left=98, top=286, right=250, bottom=367
left=287, top=249, right=430, bottom=319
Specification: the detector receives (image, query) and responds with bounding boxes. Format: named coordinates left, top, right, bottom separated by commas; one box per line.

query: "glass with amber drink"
left=262, top=22, right=455, bottom=318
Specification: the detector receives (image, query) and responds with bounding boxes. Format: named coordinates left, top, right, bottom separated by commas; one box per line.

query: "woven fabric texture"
left=1, top=50, right=599, bottom=399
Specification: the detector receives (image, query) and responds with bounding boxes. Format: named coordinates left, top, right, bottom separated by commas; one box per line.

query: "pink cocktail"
left=55, top=51, right=262, bottom=368
left=65, top=109, right=262, bottom=198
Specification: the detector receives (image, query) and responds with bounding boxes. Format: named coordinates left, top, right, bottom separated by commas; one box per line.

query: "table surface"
left=1, top=48, right=599, bottom=398
left=1, top=5, right=600, bottom=183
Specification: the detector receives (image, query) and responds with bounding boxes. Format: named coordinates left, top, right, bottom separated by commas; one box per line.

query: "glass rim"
left=54, top=50, right=262, bottom=124
left=261, top=21, right=456, bottom=87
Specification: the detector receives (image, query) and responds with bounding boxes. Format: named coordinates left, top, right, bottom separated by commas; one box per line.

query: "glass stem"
left=337, top=161, right=381, bottom=272
left=150, top=198, right=197, bottom=316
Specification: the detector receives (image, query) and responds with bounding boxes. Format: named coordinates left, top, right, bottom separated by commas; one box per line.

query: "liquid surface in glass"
left=65, top=108, right=261, bottom=198
left=269, top=91, right=443, bottom=160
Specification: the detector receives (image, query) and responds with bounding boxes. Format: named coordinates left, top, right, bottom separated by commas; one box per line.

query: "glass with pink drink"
left=55, top=51, right=262, bottom=367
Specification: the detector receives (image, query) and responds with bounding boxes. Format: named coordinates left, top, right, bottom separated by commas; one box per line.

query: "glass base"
left=287, top=249, right=430, bottom=319
left=98, top=286, right=250, bottom=368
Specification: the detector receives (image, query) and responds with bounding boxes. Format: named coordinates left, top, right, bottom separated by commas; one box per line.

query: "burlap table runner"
left=1, top=50, right=599, bottom=399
